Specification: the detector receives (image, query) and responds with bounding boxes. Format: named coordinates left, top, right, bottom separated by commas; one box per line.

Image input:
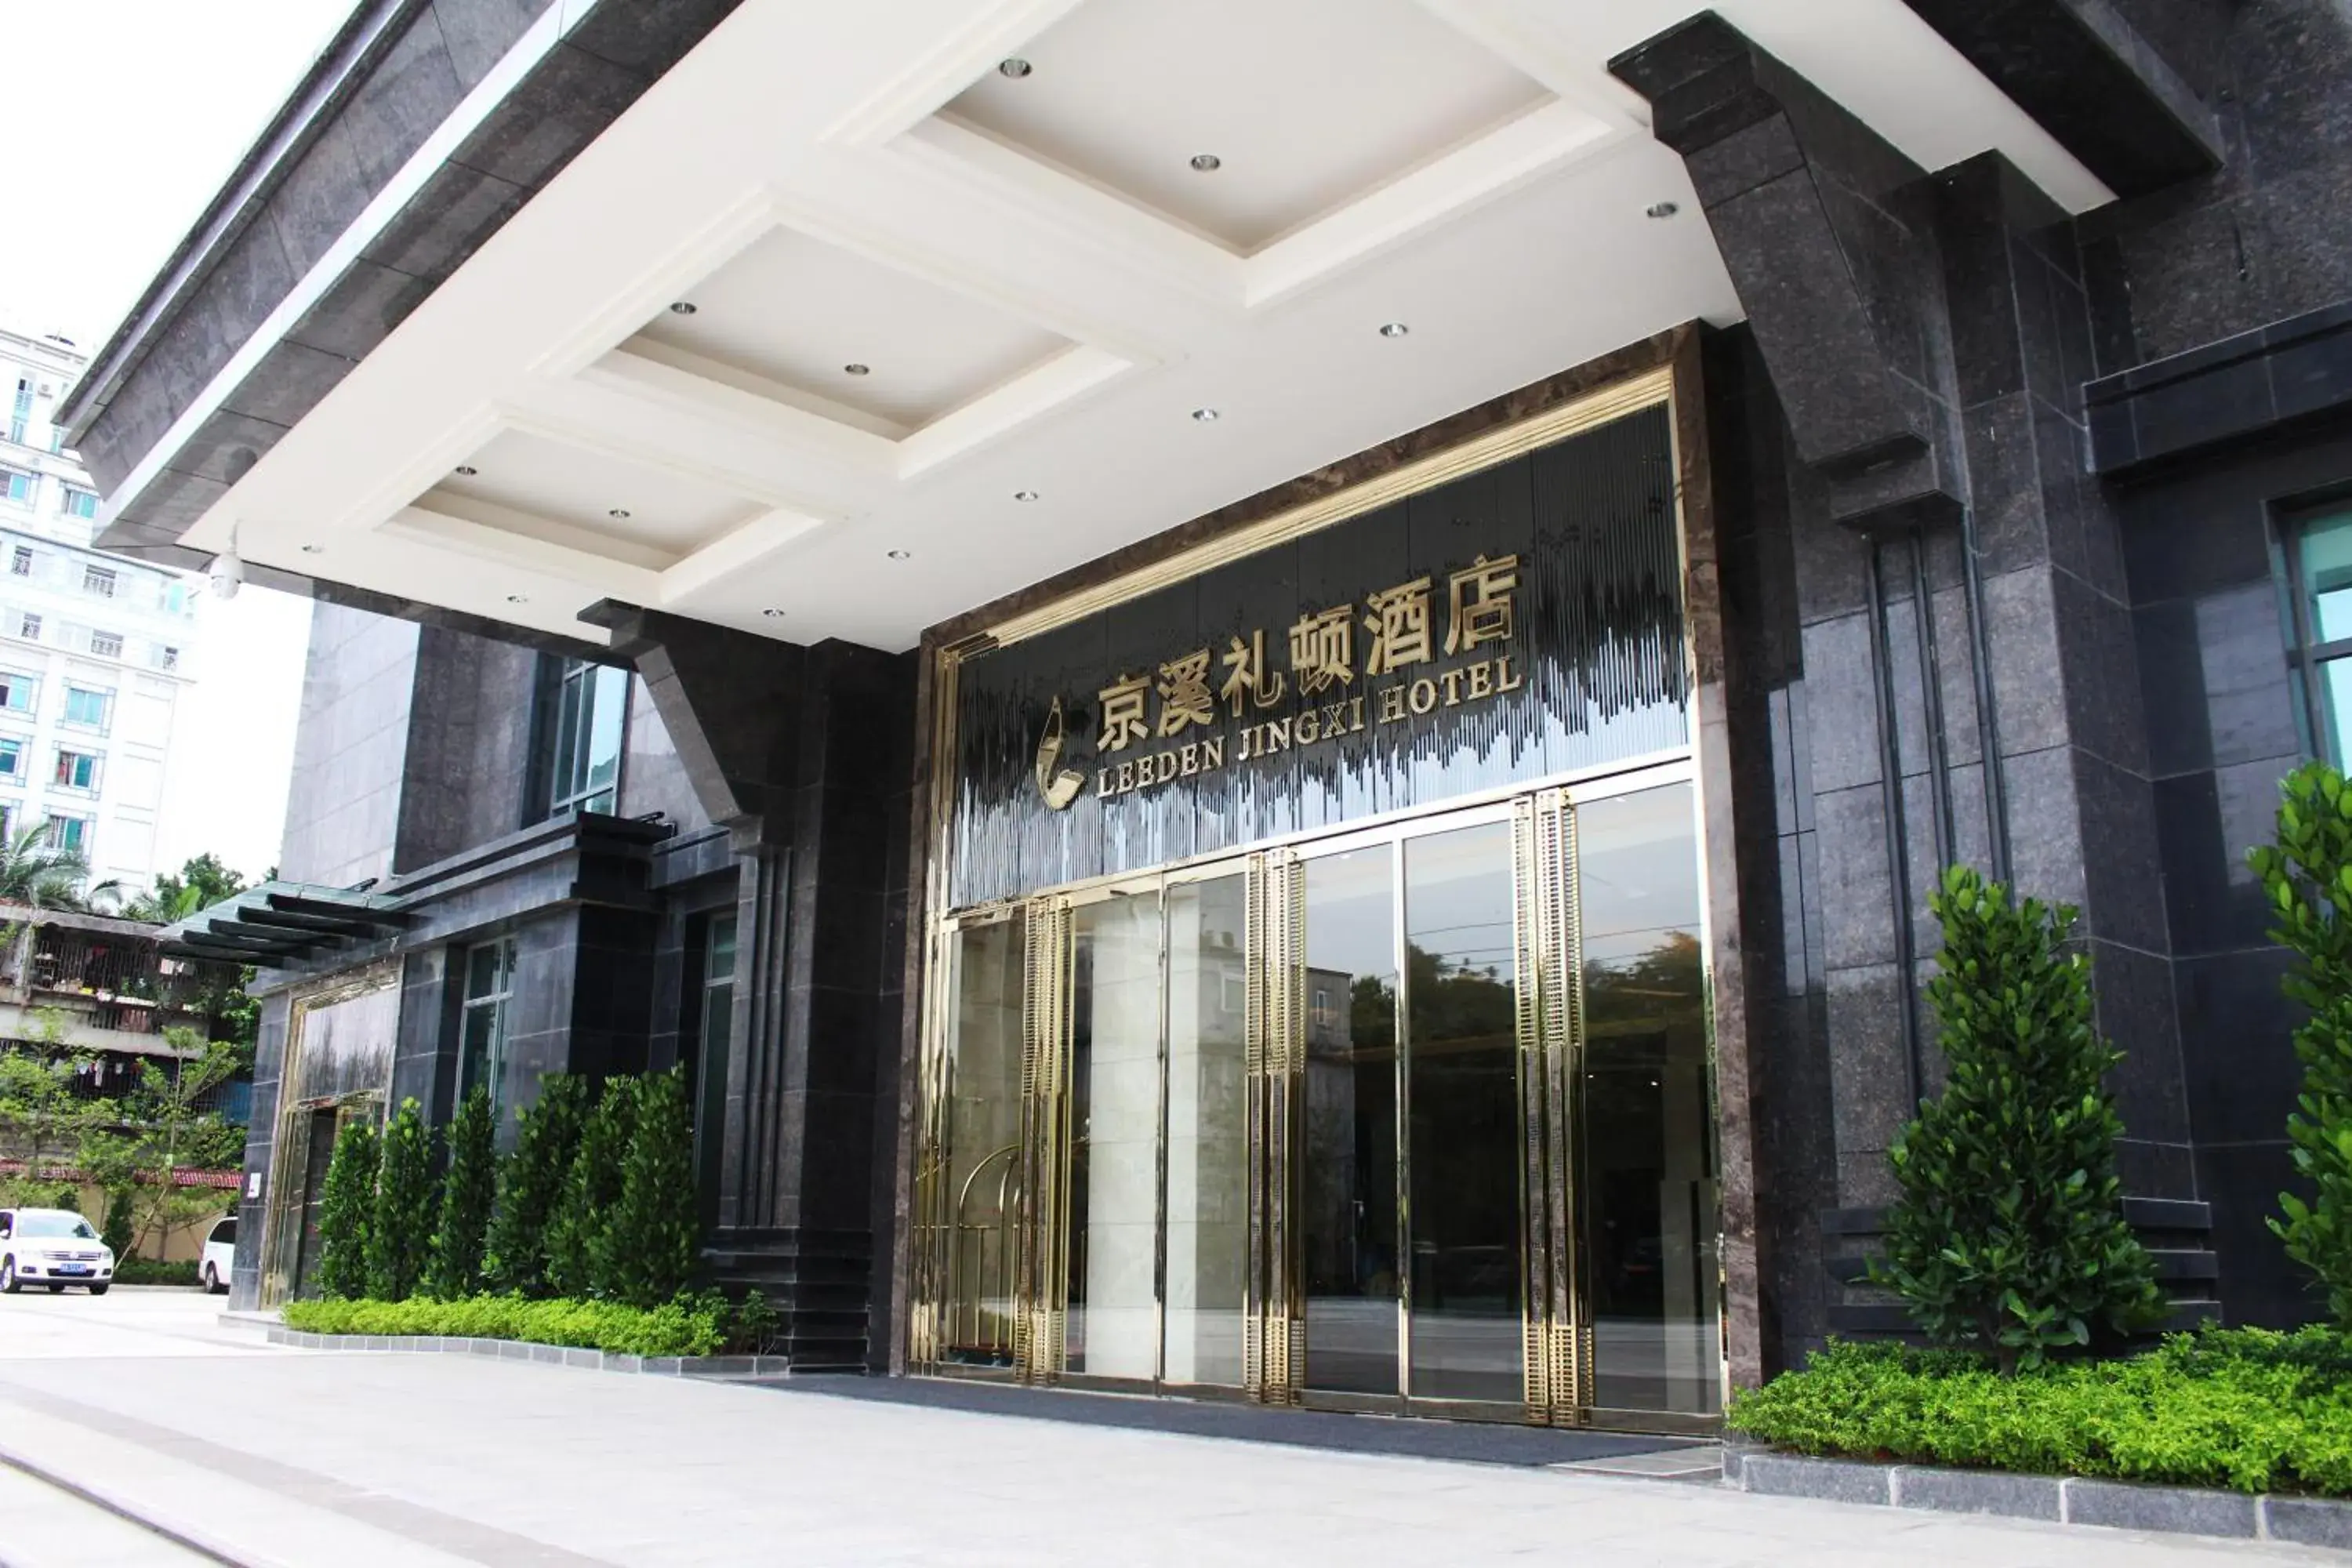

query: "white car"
left=200, top=1214, right=235, bottom=1294
left=0, top=1208, right=114, bottom=1294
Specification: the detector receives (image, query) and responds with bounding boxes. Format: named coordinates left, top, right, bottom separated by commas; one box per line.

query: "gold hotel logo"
left=1033, top=554, right=1525, bottom=811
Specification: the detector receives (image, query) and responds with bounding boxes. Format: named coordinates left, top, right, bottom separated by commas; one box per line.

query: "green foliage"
left=0, top=1011, right=99, bottom=1182
left=99, top=1188, right=134, bottom=1258
left=280, top=1291, right=759, bottom=1359
left=427, top=1087, right=497, bottom=1300
left=125, top=1030, right=245, bottom=1255
left=112, top=1258, right=200, bottom=1287
left=547, top=1076, right=637, bottom=1299
left=366, top=1100, right=436, bottom=1302
left=486, top=1073, right=590, bottom=1297
left=2251, top=760, right=2352, bottom=1323
left=1870, top=866, right=2161, bottom=1371
left=1730, top=1330, right=2352, bottom=1497
left=0, top=821, right=114, bottom=912
left=602, top=1067, right=699, bottom=1306
left=314, top=1117, right=379, bottom=1301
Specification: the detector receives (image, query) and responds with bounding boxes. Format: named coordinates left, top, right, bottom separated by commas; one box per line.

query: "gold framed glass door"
left=912, top=766, right=1722, bottom=1427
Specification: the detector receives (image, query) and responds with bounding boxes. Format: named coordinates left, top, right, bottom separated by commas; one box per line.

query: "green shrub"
left=2251, top=760, right=2352, bottom=1323
left=112, top=1258, right=199, bottom=1287
left=1730, top=1330, right=2352, bottom=1497
left=1871, top=866, right=2161, bottom=1371
left=100, top=1189, right=134, bottom=1259
left=603, top=1066, right=699, bottom=1306
left=366, top=1098, right=436, bottom=1302
left=428, top=1086, right=497, bottom=1300
left=314, top=1116, right=379, bottom=1301
left=548, top=1076, right=636, bottom=1299
left=486, top=1073, right=589, bottom=1298
left=280, top=1291, right=741, bottom=1358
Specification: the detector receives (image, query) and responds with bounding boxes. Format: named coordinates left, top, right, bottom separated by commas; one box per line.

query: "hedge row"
left=1729, top=1329, right=2352, bottom=1497
left=280, top=1291, right=753, bottom=1358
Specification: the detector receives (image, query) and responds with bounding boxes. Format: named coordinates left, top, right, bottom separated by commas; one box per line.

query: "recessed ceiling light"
left=669, top=300, right=698, bottom=315
left=1191, top=407, right=1220, bottom=423
left=844, top=362, right=871, bottom=376
left=998, top=57, right=1033, bottom=78
left=1646, top=200, right=1681, bottom=220
left=608, top=508, right=631, bottom=519
left=1378, top=321, right=1410, bottom=339
left=454, top=464, right=477, bottom=477
left=761, top=608, right=786, bottom=619
left=887, top=549, right=913, bottom=561
left=506, top=593, right=528, bottom=604
left=1189, top=153, right=1222, bottom=172
left=1014, top=489, right=1040, bottom=502
left=300, top=544, right=324, bottom=554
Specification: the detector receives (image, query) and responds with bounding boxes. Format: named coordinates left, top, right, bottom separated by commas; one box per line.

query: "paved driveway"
left=0, top=1289, right=2332, bottom=1566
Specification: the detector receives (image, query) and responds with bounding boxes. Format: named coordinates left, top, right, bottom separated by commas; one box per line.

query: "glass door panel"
left=1574, top=783, right=1720, bottom=1415
left=1066, top=890, right=1164, bottom=1379
left=942, top=915, right=1026, bottom=1367
left=1163, top=873, right=1249, bottom=1387
left=1403, top=822, right=1523, bottom=1403
left=1299, top=844, right=1402, bottom=1396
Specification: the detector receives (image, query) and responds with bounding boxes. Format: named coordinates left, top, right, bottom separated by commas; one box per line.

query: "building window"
left=0, top=739, right=23, bottom=779
left=16, top=615, right=38, bottom=642
left=45, top=815, right=88, bottom=854
left=164, top=582, right=187, bottom=615
left=156, top=646, right=180, bottom=672
left=0, top=468, right=28, bottom=505
left=61, top=688, right=110, bottom=731
left=534, top=658, right=627, bottom=818
left=2292, top=506, right=2352, bottom=764
left=60, top=489, right=96, bottom=521
left=8, top=379, right=28, bottom=447
left=82, top=565, right=114, bottom=597
left=89, top=630, right=121, bottom=659
left=458, top=938, right=517, bottom=1111
left=0, top=672, right=34, bottom=712
left=53, top=750, right=99, bottom=791
left=9, top=546, right=30, bottom=577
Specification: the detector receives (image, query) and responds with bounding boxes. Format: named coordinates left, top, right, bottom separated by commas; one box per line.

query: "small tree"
left=601, top=1067, right=699, bottom=1306
left=366, top=1099, right=437, bottom=1302
left=547, top=1076, right=636, bottom=1299
left=486, top=1073, right=590, bottom=1297
left=0, top=1009, right=100, bottom=1200
left=427, top=1086, right=497, bottom=1300
left=2251, top=760, right=2352, bottom=1323
left=1871, top=865, right=2161, bottom=1372
left=125, top=1029, right=243, bottom=1257
left=314, top=1117, right=379, bottom=1301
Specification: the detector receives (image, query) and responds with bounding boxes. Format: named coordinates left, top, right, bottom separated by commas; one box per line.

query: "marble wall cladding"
left=278, top=602, right=420, bottom=887
left=619, top=674, right=711, bottom=833
left=394, top=626, right=537, bottom=871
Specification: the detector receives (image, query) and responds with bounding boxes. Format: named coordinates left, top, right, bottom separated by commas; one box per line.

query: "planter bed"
left=267, top=1324, right=793, bottom=1380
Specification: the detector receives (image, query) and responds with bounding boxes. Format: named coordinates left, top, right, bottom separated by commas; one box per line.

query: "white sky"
left=0, top=1, right=358, bottom=884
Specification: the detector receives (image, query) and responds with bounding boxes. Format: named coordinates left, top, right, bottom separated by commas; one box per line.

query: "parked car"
left=0, top=1208, right=114, bottom=1294
left=200, top=1215, right=235, bottom=1294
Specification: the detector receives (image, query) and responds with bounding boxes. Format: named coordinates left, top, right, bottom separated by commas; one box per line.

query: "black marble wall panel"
left=227, top=992, right=293, bottom=1311
left=395, top=625, right=536, bottom=871
left=277, top=603, right=419, bottom=887
left=946, top=405, right=1686, bottom=909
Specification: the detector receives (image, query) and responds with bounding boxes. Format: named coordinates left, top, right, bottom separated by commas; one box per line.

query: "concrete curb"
left=1730, top=1449, right=2352, bottom=1550
left=267, top=1326, right=793, bottom=1381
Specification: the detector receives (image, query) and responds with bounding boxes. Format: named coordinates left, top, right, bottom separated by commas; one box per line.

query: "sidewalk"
left=0, top=1291, right=2332, bottom=1567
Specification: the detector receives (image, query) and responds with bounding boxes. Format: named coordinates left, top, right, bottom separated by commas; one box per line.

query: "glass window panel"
left=1404, top=822, right=1523, bottom=1402
left=1065, top=889, right=1163, bottom=1380
left=1161, top=873, right=1247, bottom=1388
left=1300, top=844, right=1402, bottom=1396
left=2319, top=657, right=2352, bottom=768
left=940, top=916, right=1026, bottom=1366
left=2304, top=510, right=2352, bottom=644
left=1573, top=783, right=1719, bottom=1416
left=465, top=942, right=501, bottom=1000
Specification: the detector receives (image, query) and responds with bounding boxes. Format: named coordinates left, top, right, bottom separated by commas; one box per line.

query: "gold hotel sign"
left=1036, top=553, right=1524, bottom=809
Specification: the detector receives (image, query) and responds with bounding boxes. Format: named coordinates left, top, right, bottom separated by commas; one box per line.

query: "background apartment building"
left=0, top=323, right=198, bottom=898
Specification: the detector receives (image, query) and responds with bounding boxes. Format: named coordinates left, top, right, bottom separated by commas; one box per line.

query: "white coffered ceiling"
left=165, top=0, right=2110, bottom=651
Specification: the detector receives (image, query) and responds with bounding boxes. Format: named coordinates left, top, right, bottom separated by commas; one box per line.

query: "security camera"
left=209, top=546, right=243, bottom=601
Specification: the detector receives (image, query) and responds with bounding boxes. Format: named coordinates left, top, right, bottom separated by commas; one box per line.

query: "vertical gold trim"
left=256, top=963, right=398, bottom=1309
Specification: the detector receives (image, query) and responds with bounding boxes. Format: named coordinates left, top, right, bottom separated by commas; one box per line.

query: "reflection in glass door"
left=1298, top=845, right=1401, bottom=1396
left=1163, top=873, right=1249, bottom=1387
left=1066, top=888, right=1163, bottom=1380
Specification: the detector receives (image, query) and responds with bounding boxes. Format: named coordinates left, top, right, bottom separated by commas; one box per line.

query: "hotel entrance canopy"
left=55, top=0, right=2169, bottom=657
